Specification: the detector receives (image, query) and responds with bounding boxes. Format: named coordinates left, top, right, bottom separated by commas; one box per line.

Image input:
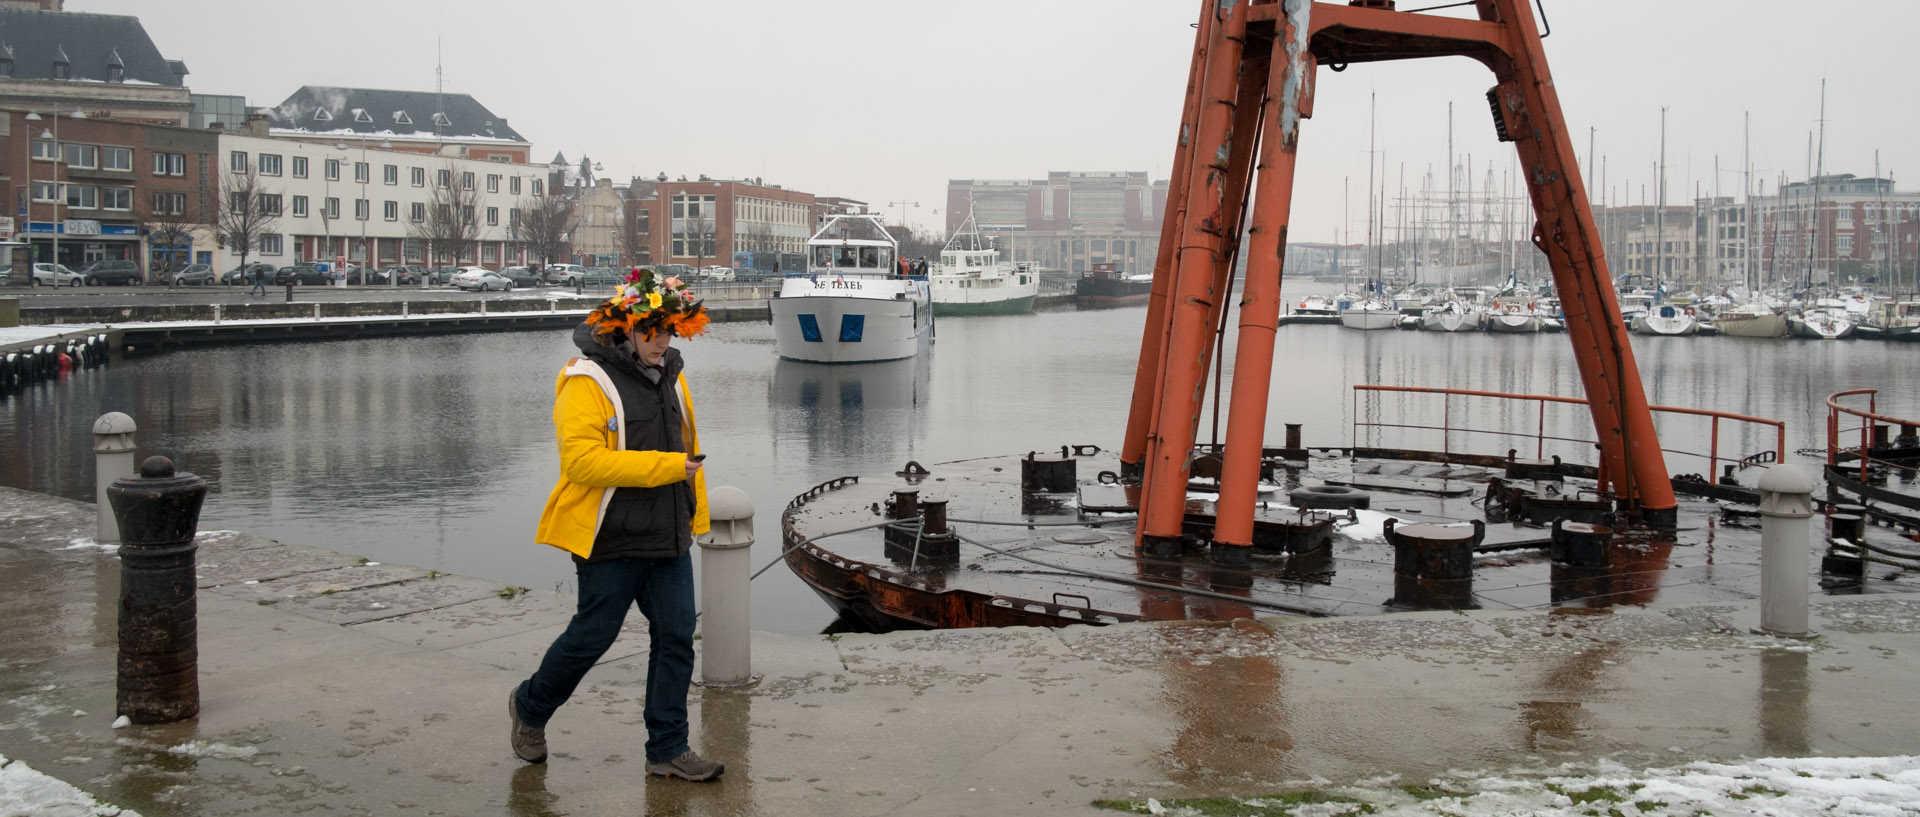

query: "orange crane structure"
left=1121, top=0, right=1679, bottom=566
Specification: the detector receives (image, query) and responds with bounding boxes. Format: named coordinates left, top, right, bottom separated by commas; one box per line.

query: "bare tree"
left=146, top=202, right=201, bottom=285
left=889, top=223, right=945, bottom=266
left=410, top=163, right=481, bottom=267
left=518, top=189, right=575, bottom=271
left=613, top=198, right=648, bottom=268
left=215, top=169, right=281, bottom=274
left=682, top=215, right=715, bottom=269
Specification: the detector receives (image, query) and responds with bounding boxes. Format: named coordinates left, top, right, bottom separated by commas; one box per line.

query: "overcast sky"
left=76, top=0, right=1920, bottom=242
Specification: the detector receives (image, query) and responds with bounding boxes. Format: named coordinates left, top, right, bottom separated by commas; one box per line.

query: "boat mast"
left=1367, top=91, right=1378, bottom=292
left=1811, top=78, right=1827, bottom=291
left=1655, top=106, right=1666, bottom=303
left=1742, top=111, right=1753, bottom=292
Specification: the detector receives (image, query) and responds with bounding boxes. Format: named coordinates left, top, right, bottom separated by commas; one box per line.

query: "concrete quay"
left=4, top=484, right=1920, bottom=816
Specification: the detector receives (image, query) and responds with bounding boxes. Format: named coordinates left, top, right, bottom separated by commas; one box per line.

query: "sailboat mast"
left=1742, top=111, right=1752, bottom=292
left=1367, top=91, right=1378, bottom=292
left=1656, top=106, right=1666, bottom=302
left=1812, top=78, right=1827, bottom=290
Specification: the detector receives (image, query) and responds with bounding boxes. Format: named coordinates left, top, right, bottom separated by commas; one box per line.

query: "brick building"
left=3, top=109, right=217, bottom=278
left=946, top=171, right=1169, bottom=273
left=627, top=176, right=815, bottom=270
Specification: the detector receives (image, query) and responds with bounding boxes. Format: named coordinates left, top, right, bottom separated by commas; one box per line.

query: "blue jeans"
left=515, top=552, right=696, bottom=763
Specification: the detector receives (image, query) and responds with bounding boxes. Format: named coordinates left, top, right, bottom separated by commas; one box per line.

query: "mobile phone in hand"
left=689, top=453, right=707, bottom=462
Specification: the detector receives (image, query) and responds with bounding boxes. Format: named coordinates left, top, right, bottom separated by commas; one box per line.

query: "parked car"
left=499, top=266, right=542, bottom=287
left=82, top=259, right=143, bottom=286
left=699, top=266, right=735, bottom=283
left=377, top=265, right=428, bottom=285
left=543, top=264, right=588, bottom=286
left=169, top=264, right=216, bottom=286
left=661, top=264, right=696, bottom=280
left=430, top=266, right=461, bottom=285
left=340, top=265, right=379, bottom=285
left=579, top=267, right=624, bottom=288
left=274, top=265, right=333, bottom=286
left=222, top=262, right=275, bottom=285
left=451, top=267, right=513, bottom=292
left=31, top=263, right=86, bottom=287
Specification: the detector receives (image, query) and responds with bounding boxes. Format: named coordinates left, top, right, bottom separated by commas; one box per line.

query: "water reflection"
left=769, top=353, right=931, bottom=468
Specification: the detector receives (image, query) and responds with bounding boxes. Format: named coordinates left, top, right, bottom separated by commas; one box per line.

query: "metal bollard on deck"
left=1757, top=464, right=1815, bottom=637
left=696, top=486, right=756, bottom=687
left=93, top=412, right=138, bottom=544
left=107, top=455, right=209, bottom=723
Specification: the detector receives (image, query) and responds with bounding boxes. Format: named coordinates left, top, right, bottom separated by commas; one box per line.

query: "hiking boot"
left=646, top=749, right=724, bottom=782
left=508, top=691, right=546, bottom=763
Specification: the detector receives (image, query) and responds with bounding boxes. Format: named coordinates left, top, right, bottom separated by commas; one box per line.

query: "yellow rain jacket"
left=534, top=356, right=709, bottom=558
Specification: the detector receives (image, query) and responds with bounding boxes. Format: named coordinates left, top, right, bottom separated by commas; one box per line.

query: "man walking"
left=508, top=268, right=724, bottom=782
left=248, top=264, right=268, bottom=297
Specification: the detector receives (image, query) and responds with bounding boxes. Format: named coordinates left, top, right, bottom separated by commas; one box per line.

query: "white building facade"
left=215, top=134, right=549, bottom=269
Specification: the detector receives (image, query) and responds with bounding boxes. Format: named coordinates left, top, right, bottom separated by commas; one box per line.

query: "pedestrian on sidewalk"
left=509, top=267, right=725, bottom=782
left=248, top=264, right=268, bottom=297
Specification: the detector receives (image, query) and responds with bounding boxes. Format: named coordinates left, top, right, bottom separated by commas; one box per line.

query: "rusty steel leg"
left=1138, top=0, right=1253, bottom=557
left=1478, top=0, right=1676, bottom=523
left=1216, top=3, right=1315, bottom=559
left=1122, top=0, right=1218, bottom=480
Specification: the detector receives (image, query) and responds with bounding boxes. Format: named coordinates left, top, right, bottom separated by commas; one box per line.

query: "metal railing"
left=1352, top=384, right=1787, bottom=481
left=1826, top=388, right=1918, bottom=482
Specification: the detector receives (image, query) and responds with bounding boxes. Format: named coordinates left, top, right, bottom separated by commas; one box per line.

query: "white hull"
left=1338, top=307, right=1401, bottom=330
left=929, top=272, right=1039, bottom=315
left=771, top=279, right=933, bottom=363
left=1632, top=312, right=1699, bottom=336
left=1419, top=308, right=1480, bottom=332
left=1483, top=313, right=1544, bottom=333
left=1788, top=312, right=1855, bottom=340
left=1711, top=311, right=1788, bottom=339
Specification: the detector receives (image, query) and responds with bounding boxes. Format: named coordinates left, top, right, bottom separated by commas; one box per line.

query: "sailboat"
left=1632, top=303, right=1700, bottom=336
left=1418, top=289, right=1481, bottom=332
left=1712, top=301, right=1789, bottom=338
left=1340, top=91, right=1399, bottom=332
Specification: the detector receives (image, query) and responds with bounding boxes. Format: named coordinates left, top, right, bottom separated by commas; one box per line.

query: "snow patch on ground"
left=164, top=741, right=259, bottom=761
left=0, top=753, right=141, bottom=816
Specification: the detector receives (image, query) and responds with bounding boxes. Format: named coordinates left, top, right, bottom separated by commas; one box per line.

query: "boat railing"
left=1825, top=388, right=1918, bottom=482
left=1352, top=385, right=1787, bottom=483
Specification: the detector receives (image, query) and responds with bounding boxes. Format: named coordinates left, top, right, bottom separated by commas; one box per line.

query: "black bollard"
left=285, top=281, right=294, bottom=302
left=107, top=456, right=208, bottom=724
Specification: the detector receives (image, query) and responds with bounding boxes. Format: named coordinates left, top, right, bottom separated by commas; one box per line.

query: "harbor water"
left=2, top=287, right=1913, bottom=635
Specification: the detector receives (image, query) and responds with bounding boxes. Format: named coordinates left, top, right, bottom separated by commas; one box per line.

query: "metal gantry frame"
left=1122, top=0, right=1679, bottom=564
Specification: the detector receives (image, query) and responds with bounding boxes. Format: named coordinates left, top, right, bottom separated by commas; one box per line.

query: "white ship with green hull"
left=929, top=213, right=1039, bottom=317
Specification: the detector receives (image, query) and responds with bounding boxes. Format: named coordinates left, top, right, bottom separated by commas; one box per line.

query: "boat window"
left=835, top=247, right=857, bottom=267
left=814, top=248, right=833, bottom=268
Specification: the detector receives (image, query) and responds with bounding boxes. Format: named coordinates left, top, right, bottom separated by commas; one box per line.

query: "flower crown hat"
left=584, top=268, right=710, bottom=344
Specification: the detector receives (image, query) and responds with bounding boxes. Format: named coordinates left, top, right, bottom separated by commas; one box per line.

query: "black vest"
left=583, top=348, right=694, bottom=562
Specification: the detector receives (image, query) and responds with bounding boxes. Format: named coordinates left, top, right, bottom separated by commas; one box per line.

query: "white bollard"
left=1757, top=464, right=1815, bottom=637
left=696, top=485, right=756, bottom=687
left=92, top=412, right=138, bottom=544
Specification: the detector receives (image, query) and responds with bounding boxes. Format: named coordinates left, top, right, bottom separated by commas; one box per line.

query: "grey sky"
left=76, top=0, right=1919, bottom=243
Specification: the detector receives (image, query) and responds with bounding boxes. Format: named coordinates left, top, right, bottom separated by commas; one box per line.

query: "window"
left=383, top=201, right=398, bottom=221
left=437, top=169, right=451, bottom=188
left=228, top=191, right=249, bottom=212
left=394, top=111, right=413, bottom=125
left=292, top=196, right=308, bottom=217
left=325, top=159, right=341, bottom=181
left=355, top=199, right=370, bottom=220
left=532, top=180, right=543, bottom=196
left=53, top=62, right=70, bottom=80
left=352, top=108, right=372, bottom=123
left=229, top=150, right=247, bottom=172
left=65, top=184, right=98, bottom=209
left=31, top=182, right=58, bottom=202
left=64, top=143, right=98, bottom=169
left=260, top=234, right=284, bottom=255
left=313, top=108, right=333, bottom=122
left=486, top=206, right=499, bottom=226
left=325, top=197, right=340, bottom=219
left=151, top=152, right=184, bottom=175
left=101, top=187, right=132, bottom=211
left=486, top=174, right=501, bottom=193
left=31, top=140, right=57, bottom=161
left=292, top=156, right=308, bottom=178
left=462, top=205, right=474, bottom=222
left=150, top=191, right=186, bottom=215
left=102, top=146, right=133, bottom=172
left=383, top=164, right=398, bottom=185
left=410, top=203, right=426, bottom=222
left=432, top=112, right=451, bottom=127
left=354, top=162, right=370, bottom=183
left=461, top=172, right=474, bottom=190
left=261, top=194, right=283, bottom=216
left=259, top=154, right=282, bottom=175
left=510, top=176, right=523, bottom=195
left=411, top=167, right=425, bottom=186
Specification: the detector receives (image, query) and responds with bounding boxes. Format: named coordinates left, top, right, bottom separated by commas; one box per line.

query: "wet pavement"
left=4, top=484, right=1919, bottom=816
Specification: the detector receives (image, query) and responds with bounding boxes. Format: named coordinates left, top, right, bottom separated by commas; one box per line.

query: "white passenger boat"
left=928, top=214, right=1038, bottom=317
left=1631, top=303, right=1700, bottom=336
left=770, top=213, right=933, bottom=363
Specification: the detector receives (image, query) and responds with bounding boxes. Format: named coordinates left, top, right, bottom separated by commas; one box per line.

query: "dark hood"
left=571, top=322, right=682, bottom=381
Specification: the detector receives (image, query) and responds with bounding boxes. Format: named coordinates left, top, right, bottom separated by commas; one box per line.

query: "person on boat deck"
left=508, top=268, right=725, bottom=782
left=898, top=256, right=910, bottom=278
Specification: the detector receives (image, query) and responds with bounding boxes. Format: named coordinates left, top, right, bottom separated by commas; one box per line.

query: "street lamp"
left=25, top=108, right=87, bottom=274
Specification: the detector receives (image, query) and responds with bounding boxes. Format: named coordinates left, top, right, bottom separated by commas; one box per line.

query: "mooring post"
left=107, top=455, right=208, bottom=723
left=696, top=486, right=756, bottom=687
left=92, top=412, right=139, bottom=544
left=1758, top=464, right=1815, bottom=637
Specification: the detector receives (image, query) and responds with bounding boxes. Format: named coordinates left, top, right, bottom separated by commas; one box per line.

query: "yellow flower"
left=647, top=292, right=663, bottom=309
